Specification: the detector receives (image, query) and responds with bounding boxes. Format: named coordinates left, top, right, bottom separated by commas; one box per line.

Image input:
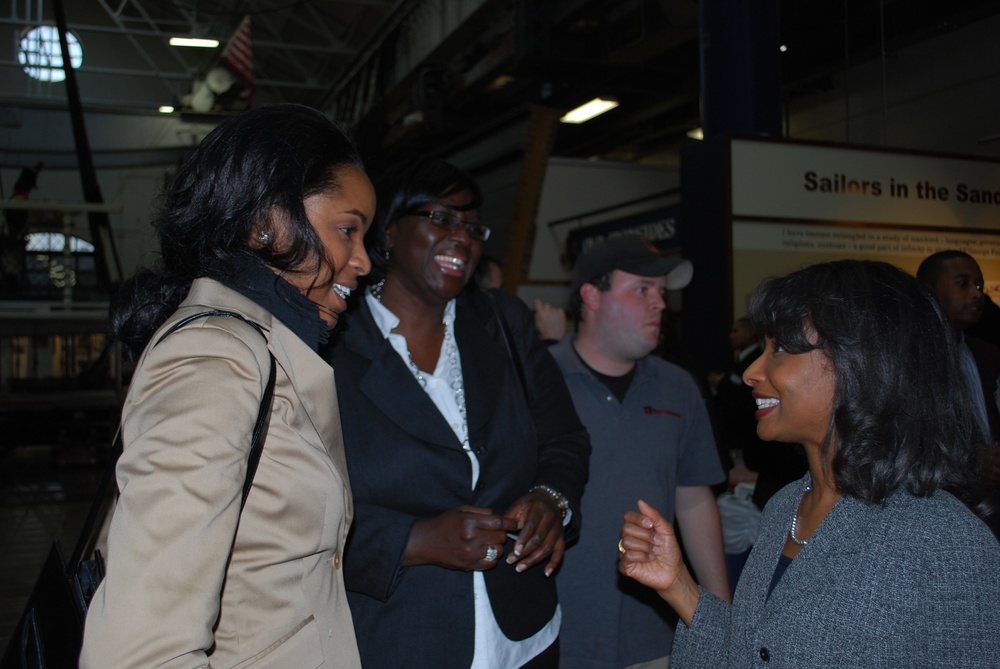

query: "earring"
left=382, top=247, right=392, bottom=261
left=258, top=230, right=273, bottom=245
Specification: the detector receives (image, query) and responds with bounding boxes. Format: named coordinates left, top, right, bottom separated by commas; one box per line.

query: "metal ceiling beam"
left=0, top=60, right=329, bottom=90
left=90, top=0, right=186, bottom=100
left=1, top=17, right=356, bottom=56
left=110, top=0, right=192, bottom=71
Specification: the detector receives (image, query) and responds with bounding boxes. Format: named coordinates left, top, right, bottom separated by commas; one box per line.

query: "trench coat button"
left=759, top=646, right=770, bottom=662
left=331, top=550, right=342, bottom=570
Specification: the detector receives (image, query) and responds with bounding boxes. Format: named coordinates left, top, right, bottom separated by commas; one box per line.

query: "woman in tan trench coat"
left=80, top=104, right=374, bottom=668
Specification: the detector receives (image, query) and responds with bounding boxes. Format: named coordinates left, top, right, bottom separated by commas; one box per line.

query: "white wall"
left=517, top=157, right=678, bottom=310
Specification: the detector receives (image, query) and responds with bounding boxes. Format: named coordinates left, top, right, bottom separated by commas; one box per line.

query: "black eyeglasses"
left=412, top=210, right=491, bottom=242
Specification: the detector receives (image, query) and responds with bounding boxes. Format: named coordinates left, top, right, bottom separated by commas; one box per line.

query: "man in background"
left=918, top=250, right=1000, bottom=494
left=918, top=250, right=1000, bottom=444
left=550, top=236, right=729, bottom=669
left=710, top=317, right=806, bottom=511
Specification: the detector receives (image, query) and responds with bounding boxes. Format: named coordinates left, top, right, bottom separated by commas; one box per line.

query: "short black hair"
left=749, top=260, right=992, bottom=518
left=365, top=158, right=483, bottom=284
left=112, top=103, right=363, bottom=359
left=568, top=271, right=613, bottom=324
left=916, top=249, right=977, bottom=287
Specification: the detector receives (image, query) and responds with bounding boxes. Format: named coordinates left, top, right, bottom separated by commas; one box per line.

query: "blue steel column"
left=700, top=0, right=782, bottom=139
left=681, top=0, right=781, bottom=374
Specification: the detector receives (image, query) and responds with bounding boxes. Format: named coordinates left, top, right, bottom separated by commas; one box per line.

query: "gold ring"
left=618, top=538, right=625, bottom=556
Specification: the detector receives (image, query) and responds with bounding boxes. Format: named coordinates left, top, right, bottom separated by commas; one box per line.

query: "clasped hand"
left=406, top=491, right=566, bottom=577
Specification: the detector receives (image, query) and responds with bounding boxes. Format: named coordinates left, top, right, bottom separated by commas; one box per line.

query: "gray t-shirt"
left=551, top=337, right=724, bottom=669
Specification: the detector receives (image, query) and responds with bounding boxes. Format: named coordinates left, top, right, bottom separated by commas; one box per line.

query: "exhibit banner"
left=731, top=138, right=1000, bottom=229
left=729, top=138, right=1000, bottom=314
left=563, top=205, right=682, bottom=266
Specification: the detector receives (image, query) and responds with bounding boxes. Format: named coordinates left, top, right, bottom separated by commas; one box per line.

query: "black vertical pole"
left=52, top=0, right=122, bottom=292
left=681, top=0, right=781, bottom=372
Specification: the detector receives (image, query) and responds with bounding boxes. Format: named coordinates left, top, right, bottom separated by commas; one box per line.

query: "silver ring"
left=618, top=539, right=626, bottom=556
left=484, top=545, right=498, bottom=562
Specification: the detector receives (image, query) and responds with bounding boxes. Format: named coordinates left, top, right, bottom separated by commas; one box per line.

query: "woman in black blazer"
left=327, top=159, right=590, bottom=669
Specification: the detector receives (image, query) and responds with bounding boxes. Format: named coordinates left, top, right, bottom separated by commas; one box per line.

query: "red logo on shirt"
left=643, top=406, right=681, bottom=418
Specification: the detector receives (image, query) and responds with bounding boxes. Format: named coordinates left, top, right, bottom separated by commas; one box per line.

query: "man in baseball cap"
left=570, top=235, right=693, bottom=296
left=550, top=235, right=729, bottom=669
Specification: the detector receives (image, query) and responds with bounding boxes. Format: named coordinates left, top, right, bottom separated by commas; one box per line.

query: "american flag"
left=222, top=15, right=253, bottom=99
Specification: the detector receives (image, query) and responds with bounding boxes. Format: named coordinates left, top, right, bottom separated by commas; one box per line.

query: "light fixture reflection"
left=158, top=105, right=175, bottom=114
left=686, top=128, right=704, bottom=140
left=561, top=98, right=619, bottom=124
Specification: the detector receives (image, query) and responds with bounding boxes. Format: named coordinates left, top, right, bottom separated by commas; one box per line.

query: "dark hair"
left=112, top=103, right=363, bottom=360
left=749, top=260, right=994, bottom=519
left=474, top=254, right=503, bottom=291
left=365, top=158, right=483, bottom=283
left=569, top=271, right=613, bottom=323
left=916, top=249, right=977, bottom=286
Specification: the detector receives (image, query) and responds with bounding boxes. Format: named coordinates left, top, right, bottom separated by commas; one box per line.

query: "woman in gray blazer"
left=80, top=104, right=374, bottom=668
left=619, top=260, right=1000, bottom=668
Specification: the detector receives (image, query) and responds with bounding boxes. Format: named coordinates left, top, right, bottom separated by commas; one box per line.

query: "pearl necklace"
left=410, top=322, right=469, bottom=451
left=788, top=483, right=812, bottom=546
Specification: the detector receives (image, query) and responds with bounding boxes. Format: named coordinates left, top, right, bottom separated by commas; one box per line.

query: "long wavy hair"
left=111, top=104, right=362, bottom=360
left=749, top=260, right=995, bottom=524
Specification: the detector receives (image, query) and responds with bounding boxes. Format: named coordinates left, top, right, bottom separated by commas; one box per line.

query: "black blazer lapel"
left=345, top=299, right=462, bottom=451
left=455, top=297, right=510, bottom=451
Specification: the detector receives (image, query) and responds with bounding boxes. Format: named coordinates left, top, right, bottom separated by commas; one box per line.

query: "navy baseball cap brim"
left=571, top=236, right=693, bottom=294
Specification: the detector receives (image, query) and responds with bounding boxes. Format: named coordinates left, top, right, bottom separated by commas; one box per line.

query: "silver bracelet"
left=529, top=484, right=569, bottom=519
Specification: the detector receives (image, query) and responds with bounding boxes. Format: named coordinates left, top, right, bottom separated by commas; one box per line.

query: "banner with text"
left=564, top=205, right=682, bottom=267
left=728, top=138, right=1000, bottom=317
left=731, top=138, right=1000, bottom=229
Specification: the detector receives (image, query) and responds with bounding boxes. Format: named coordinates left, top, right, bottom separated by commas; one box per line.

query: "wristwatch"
left=529, top=484, right=569, bottom=520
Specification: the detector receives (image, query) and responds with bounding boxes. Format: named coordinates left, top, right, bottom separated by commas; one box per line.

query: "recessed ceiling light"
left=169, top=37, right=219, bottom=48
left=561, top=98, right=619, bottom=124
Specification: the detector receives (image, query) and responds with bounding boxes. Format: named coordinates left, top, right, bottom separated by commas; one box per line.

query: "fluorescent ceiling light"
left=158, top=105, right=175, bottom=114
left=561, top=98, right=619, bottom=124
left=169, top=37, right=219, bottom=48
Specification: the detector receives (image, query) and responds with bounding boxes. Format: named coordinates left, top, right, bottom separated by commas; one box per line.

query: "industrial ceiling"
left=2, top=0, right=1000, bottom=167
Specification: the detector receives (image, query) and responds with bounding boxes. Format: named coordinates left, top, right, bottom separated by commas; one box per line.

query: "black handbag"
left=0, top=310, right=276, bottom=669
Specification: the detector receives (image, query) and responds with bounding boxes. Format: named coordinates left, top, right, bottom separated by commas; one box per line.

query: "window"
left=22, top=233, right=98, bottom=298
left=25, top=232, right=95, bottom=253
left=18, top=25, right=83, bottom=83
